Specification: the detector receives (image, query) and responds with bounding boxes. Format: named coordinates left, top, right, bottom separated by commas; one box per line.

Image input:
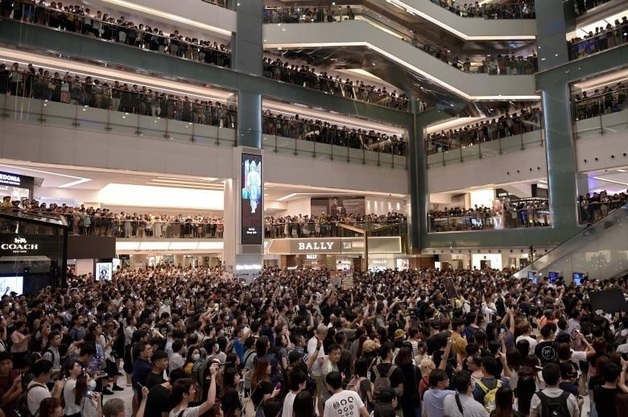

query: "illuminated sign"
left=0, top=237, right=39, bottom=254
left=241, top=154, right=263, bottom=245
left=0, top=170, right=34, bottom=189
left=297, top=241, right=335, bottom=251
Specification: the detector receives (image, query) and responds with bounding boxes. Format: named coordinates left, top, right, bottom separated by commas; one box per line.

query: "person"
left=132, top=342, right=153, bottom=402
left=103, top=386, right=148, bottom=417
left=395, top=346, right=421, bottom=417
left=145, top=368, right=188, bottom=417
left=251, top=357, right=281, bottom=412
left=62, top=360, right=86, bottom=417
left=330, top=197, right=346, bottom=216
left=0, top=351, right=22, bottom=417
left=529, top=363, right=579, bottom=417
left=593, top=362, right=622, bottom=417
left=145, top=350, right=168, bottom=389
left=422, top=369, right=455, bottom=417
left=323, top=371, right=369, bottom=417
left=370, top=342, right=405, bottom=398
left=490, top=387, right=522, bottom=417
left=282, top=368, right=307, bottom=417
left=169, top=362, right=219, bottom=417
left=294, top=390, right=316, bottom=417
left=373, top=388, right=397, bottom=417
left=443, top=370, right=489, bottom=417
left=473, top=357, right=509, bottom=406
left=39, top=397, right=64, bottom=417
left=221, top=367, right=242, bottom=417
left=26, top=360, right=65, bottom=416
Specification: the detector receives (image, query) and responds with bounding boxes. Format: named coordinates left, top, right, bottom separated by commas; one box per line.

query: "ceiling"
left=0, top=160, right=405, bottom=211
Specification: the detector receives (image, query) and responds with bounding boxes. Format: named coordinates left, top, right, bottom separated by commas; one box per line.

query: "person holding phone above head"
left=169, top=363, right=219, bottom=417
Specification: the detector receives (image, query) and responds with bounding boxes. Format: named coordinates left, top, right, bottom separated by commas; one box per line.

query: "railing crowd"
left=578, top=190, right=628, bottom=224
left=572, top=82, right=627, bottom=121
left=568, top=16, right=628, bottom=60
left=429, top=0, right=536, bottom=19
left=4, top=0, right=413, bottom=111
left=264, top=213, right=406, bottom=238
left=426, top=107, right=543, bottom=154
left=0, top=62, right=407, bottom=155
left=428, top=199, right=550, bottom=232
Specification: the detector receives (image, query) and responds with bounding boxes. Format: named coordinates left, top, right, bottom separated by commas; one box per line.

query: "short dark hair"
left=451, top=370, right=471, bottom=393
left=602, top=362, right=622, bottom=383
left=172, top=339, right=185, bottom=353
left=0, top=352, right=12, bottom=362
left=542, top=363, right=561, bottom=386
left=325, top=371, right=343, bottom=390
left=429, top=369, right=448, bottom=387
left=288, top=369, right=307, bottom=391
left=32, top=359, right=54, bottom=377
left=151, top=350, right=168, bottom=362
left=481, top=357, right=499, bottom=378
left=79, top=342, right=96, bottom=356
left=327, top=344, right=341, bottom=354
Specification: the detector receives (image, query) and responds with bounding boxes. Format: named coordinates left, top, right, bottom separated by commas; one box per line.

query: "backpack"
left=476, top=379, right=503, bottom=412
left=347, top=376, right=368, bottom=401
left=537, top=391, right=571, bottom=417
left=372, top=364, right=397, bottom=397
left=18, top=383, right=45, bottom=417
left=191, top=355, right=214, bottom=392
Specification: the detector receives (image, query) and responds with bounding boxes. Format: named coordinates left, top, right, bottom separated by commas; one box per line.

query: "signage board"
left=241, top=153, right=263, bottom=245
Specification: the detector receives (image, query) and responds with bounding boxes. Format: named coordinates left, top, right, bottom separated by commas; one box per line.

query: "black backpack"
left=537, top=391, right=571, bottom=417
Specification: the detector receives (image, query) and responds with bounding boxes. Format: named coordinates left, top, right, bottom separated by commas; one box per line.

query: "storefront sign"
left=297, top=241, right=335, bottom=251
left=0, top=171, right=35, bottom=189
left=1, top=237, right=39, bottom=254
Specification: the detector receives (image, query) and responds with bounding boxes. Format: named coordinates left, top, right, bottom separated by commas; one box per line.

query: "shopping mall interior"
left=0, top=0, right=626, bottom=288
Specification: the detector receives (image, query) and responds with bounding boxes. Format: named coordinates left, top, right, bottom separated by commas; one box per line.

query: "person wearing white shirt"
left=529, top=364, right=580, bottom=417
left=169, top=340, right=186, bottom=372
left=307, top=325, right=328, bottom=417
left=423, top=369, right=456, bottom=417
left=443, top=370, right=489, bottom=417
left=323, top=372, right=368, bottom=417
left=515, top=321, right=538, bottom=355
left=282, top=369, right=307, bottom=417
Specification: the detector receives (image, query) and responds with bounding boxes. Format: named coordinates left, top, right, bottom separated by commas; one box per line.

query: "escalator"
left=384, top=0, right=536, bottom=40
left=263, top=19, right=537, bottom=101
left=513, top=203, right=628, bottom=282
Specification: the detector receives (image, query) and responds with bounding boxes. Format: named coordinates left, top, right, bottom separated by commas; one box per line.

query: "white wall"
left=365, top=196, right=406, bottom=215
left=471, top=253, right=503, bottom=270
left=284, top=198, right=312, bottom=217
left=73, top=259, right=94, bottom=274
left=0, top=120, right=407, bottom=195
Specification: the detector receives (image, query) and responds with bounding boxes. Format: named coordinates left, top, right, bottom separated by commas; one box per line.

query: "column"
left=221, top=1, right=264, bottom=278
left=533, top=0, right=574, bottom=71
left=542, top=82, right=580, bottom=234
left=408, top=105, right=448, bottom=251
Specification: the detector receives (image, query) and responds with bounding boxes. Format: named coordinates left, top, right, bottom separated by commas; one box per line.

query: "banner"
left=311, top=196, right=365, bottom=218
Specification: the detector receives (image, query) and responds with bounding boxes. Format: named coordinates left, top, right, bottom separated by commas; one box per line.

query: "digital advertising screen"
left=241, top=153, right=263, bottom=245
left=573, top=272, right=585, bottom=286
left=527, top=271, right=537, bottom=284
left=0, top=276, right=24, bottom=295
left=549, top=271, right=560, bottom=284
left=96, top=262, right=113, bottom=281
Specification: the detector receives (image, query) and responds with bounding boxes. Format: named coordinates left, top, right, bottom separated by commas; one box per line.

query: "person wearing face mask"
left=62, top=360, right=84, bottom=417
left=75, top=373, right=102, bottom=417
left=184, top=348, right=202, bottom=376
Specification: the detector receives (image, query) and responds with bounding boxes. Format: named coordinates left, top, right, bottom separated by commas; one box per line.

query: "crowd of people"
left=572, top=82, right=627, bottom=121
left=428, top=199, right=550, bottom=232
left=430, top=0, right=536, bottom=19
left=264, top=213, right=406, bottom=239
left=568, top=16, right=628, bottom=61
left=263, top=7, right=538, bottom=77
left=574, top=0, right=614, bottom=16
left=0, top=264, right=627, bottom=417
left=0, top=62, right=407, bottom=155
left=578, top=190, right=628, bottom=224
left=425, top=107, right=543, bottom=154
left=4, top=0, right=413, bottom=112
left=261, top=111, right=407, bottom=156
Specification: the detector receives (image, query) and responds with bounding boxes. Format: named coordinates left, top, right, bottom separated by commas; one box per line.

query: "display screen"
left=527, top=271, right=537, bottom=284
left=241, top=153, right=263, bottom=245
left=96, top=262, right=113, bottom=281
left=573, top=272, right=585, bottom=286
left=549, top=271, right=560, bottom=284
left=0, top=276, right=24, bottom=295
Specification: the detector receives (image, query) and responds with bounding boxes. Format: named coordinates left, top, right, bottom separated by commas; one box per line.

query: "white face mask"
left=87, top=379, right=97, bottom=391
left=192, top=353, right=201, bottom=361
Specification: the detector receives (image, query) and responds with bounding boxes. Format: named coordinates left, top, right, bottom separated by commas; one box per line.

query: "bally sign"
left=1, top=237, right=39, bottom=254
left=298, top=241, right=334, bottom=251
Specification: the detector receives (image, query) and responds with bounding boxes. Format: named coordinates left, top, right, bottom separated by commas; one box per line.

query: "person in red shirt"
left=0, top=352, right=22, bottom=417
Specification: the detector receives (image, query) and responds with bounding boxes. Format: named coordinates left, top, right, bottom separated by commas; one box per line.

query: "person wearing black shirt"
left=594, top=362, right=622, bottom=417
left=145, top=350, right=168, bottom=389
left=144, top=368, right=187, bottom=417
left=534, top=325, right=558, bottom=365
left=369, top=343, right=405, bottom=397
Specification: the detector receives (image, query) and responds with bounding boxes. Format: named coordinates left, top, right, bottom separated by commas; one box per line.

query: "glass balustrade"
left=264, top=6, right=538, bottom=75
left=264, top=221, right=407, bottom=239
left=427, top=0, right=535, bottom=19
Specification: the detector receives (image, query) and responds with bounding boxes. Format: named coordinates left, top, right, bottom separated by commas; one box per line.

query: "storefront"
left=0, top=210, right=68, bottom=294
left=266, top=237, right=404, bottom=271
left=0, top=170, right=35, bottom=203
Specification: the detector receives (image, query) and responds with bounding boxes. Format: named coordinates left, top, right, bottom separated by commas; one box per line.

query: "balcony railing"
left=265, top=221, right=406, bottom=238
left=428, top=199, right=551, bottom=233
left=428, top=0, right=536, bottom=19
left=264, top=6, right=537, bottom=75
left=568, top=24, right=628, bottom=61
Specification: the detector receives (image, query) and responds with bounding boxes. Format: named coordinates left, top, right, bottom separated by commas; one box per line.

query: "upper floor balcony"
left=366, top=0, right=536, bottom=40
left=263, top=19, right=537, bottom=101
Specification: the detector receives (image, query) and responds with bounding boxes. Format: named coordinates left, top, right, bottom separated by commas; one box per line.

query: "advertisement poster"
left=310, top=196, right=366, bottom=218
left=96, top=262, right=113, bottom=281
left=241, top=154, right=263, bottom=244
